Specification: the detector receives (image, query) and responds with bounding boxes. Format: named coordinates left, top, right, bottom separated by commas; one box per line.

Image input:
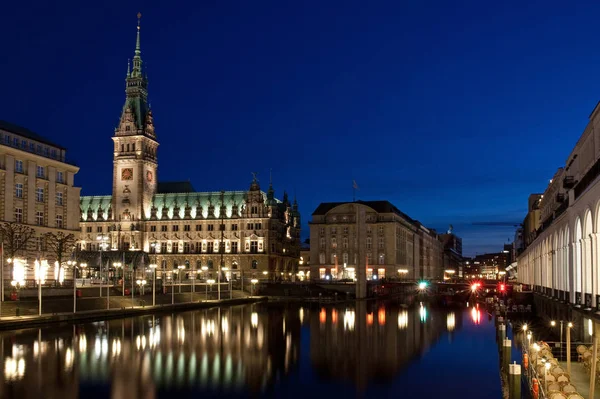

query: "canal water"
left=0, top=301, right=503, bottom=398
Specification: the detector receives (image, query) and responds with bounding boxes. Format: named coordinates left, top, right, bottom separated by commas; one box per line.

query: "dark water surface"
left=0, top=301, right=502, bottom=398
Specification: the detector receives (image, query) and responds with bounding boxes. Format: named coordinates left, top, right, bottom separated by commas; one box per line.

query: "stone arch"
left=553, top=232, right=559, bottom=292
left=574, top=217, right=583, bottom=300
left=583, top=209, right=594, bottom=300
left=564, top=226, right=571, bottom=301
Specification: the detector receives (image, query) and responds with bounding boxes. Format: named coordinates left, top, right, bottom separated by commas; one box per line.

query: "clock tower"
left=112, top=13, right=158, bottom=223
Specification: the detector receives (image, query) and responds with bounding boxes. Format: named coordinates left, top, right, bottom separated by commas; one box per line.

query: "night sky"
left=0, top=0, right=597, bottom=256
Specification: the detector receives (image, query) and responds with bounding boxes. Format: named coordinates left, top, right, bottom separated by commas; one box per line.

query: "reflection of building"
left=0, top=120, right=81, bottom=280
left=77, top=16, right=300, bottom=281
left=309, top=200, right=443, bottom=281
left=309, top=304, right=457, bottom=390
left=0, top=304, right=301, bottom=397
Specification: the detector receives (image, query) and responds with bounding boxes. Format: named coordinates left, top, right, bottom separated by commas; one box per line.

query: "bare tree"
left=45, top=231, right=76, bottom=267
left=0, top=222, right=36, bottom=260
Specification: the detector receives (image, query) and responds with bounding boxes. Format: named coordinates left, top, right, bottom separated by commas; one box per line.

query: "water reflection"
left=0, top=302, right=472, bottom=398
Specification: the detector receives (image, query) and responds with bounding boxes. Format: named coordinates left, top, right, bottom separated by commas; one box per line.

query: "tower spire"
left=135, top=12, right=141, bottom=56
left=131, top=12, right=143, bottom=78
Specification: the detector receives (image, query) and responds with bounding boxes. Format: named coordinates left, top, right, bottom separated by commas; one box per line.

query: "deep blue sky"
left=0, top=0, right=596, bottom=256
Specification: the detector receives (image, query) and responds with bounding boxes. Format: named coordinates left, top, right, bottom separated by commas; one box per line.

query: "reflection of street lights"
left=207, top=279, right=215, bottom=300
left=149, top=264, right=157, bottom=306
left=250, top=278, right=258, bottom=296
left=567, top=322, right=573, bottom=375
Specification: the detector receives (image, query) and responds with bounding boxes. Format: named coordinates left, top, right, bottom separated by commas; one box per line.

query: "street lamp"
left=97, top=234, right=109, bottom=298
left=177, top=264, right=185, bottom=294
left=67, top=260, right=77, bottom=313
left=567, top=322, right=573, bottom=375
left=206, top=279, right=215, bottom=300
left=149, top=264, right=157, bottom=306
left=550, top=320, right=564, bottom=357
left=250, top=278, right=258, bottom=296
left=136, top=280, right=147, bottom=296
left=113, top=262, right=123, bottom=296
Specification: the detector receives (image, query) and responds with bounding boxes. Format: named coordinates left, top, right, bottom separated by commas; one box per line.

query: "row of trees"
left=0, top=222, right=76, bottom=275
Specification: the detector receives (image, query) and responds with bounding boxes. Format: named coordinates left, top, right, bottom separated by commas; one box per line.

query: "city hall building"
left=78, top=16, right=301, bottom=281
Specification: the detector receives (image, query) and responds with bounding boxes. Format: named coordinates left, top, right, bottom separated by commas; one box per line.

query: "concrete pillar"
left=509, top=362, right=521, bottom=399
left=502, top=338, right=511, bottom=372
left=498, top=323, right=506, bottom=344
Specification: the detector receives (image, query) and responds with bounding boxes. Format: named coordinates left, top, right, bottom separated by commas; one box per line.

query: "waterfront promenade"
left=0, top=290, right=266, bottom=331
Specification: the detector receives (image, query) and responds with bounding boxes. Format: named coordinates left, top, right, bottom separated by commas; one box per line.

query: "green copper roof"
left=80, top=190, right=283, bottom=220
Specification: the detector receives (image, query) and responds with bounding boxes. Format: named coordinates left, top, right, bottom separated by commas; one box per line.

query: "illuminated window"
left=319, top=268, right=326, bottom=279
left=378, top=268, right=385, bottom=278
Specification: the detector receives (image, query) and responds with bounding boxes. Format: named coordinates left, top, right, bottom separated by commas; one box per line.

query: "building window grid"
left=15, top=160, right=23, bottom=173
left=56, top=191, right=63, bottom=206
left=56, top=215, right=63, bottom=228
left=36, top=165, right=45, bottom=178
left=15, top=183, right=23, bottom=198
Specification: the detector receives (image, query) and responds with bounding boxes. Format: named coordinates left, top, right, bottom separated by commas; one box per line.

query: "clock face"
left=146, top=170, right=153, bottom=183
left=121, top=168, right=133, bottom=181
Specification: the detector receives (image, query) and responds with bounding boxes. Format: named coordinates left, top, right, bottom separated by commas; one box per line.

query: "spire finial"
left=126, top=59, right=130, bottom=77
left=135, top=13, right=142, bottom=56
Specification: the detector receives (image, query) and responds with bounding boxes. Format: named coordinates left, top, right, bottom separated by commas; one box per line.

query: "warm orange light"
left=378, top=308, right=386, bottom=326
left=367, top=313, right=374, bottom=325
left=331, top=309, right=338, bottom=324
left=319, top=308, right=326, bottom=324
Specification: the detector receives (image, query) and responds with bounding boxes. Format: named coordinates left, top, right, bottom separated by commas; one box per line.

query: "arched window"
left=251, top=260, right=258, bottom=269
left=232, top=262, right=238, bottom=269
left=208, top=259, right=214, bottom=269
left=161, top=259, right=167, bottom=269
left=196, top=260, right=201, bottom=269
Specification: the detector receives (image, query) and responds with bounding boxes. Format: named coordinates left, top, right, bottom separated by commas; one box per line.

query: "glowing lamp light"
left=522, top=324, right=528, bottom=332
left=418, top=281, right=427, bottom=290
left=550, top=321, right=556, bottom=327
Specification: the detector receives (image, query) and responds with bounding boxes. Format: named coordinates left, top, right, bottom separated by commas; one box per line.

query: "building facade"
left=308, top=200, right=443, bottom=281
left=517, top=98, right=600, bottom=309
left=0, top=120, right=81, bottom=280
left=78, top=16, right=301, bottom=282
